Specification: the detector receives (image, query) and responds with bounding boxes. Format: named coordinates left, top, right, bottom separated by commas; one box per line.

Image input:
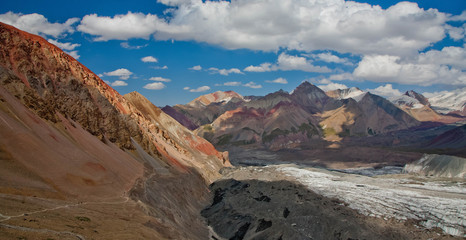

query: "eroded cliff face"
left=0, top=22, right=229, bottom=239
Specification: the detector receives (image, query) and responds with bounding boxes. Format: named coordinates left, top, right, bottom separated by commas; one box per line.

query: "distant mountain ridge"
left=164, top=82, right=421, bottom=149
left=426, top=87, right=466, bottom=116
left=162, top=90, right=247, bottom=130
left=391, top=90, right=463, bottom=123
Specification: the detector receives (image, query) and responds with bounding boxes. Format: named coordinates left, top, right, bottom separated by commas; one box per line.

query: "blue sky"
left=1, top=0, right=465, bottom=106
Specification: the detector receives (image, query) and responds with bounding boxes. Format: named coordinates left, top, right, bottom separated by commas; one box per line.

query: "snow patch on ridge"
left=392, top=95, right=424, bottom=109
left=425, top=87, right=466, bottom=114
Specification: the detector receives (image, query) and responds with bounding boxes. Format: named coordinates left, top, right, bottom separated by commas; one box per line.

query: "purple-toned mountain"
left=427, top=124, right=466, bottom=151
left=165, top=82, right=421, bottom=149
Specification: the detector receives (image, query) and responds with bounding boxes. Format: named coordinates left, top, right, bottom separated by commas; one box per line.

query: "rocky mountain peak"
left=427, top=87, right=466, bottom=116
left=326, top=87, right=366, bottom=101
left=291, top=82, right=330, bottom=113
left=265, top=89, right=290, bottom=98
left=187, top=90, right=244, bottom=107
left=404, top=90, right=430, bottom=106
left=293, top=81, right=323, bottom=92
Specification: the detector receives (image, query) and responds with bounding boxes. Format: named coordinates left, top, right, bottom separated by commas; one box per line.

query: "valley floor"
left=204, top=165, right=466, bottom=239
left=0, top=193, right=164, bottom=239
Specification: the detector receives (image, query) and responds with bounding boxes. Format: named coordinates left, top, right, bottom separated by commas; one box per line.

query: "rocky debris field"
left=203, top=165, right=466, bottom=239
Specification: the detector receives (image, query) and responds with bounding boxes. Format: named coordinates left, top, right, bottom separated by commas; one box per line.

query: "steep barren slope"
left=0, top=22, right=228, bottom=239
left=354, top=93, right=420, bottom=134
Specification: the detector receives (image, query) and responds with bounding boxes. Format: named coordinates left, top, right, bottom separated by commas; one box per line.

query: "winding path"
left=0, top=194, right=131, bottom=239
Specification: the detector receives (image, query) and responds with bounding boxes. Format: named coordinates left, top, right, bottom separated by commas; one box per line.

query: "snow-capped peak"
left=392, top=95, right=424, bottom=109
left=424, top=87, right=466, bottom=114
left=326, top=87, right=366, bottom=101
left=187, top=90, right=244, bottom=107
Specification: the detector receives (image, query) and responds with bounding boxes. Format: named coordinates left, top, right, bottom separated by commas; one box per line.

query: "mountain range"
left=166, top=84, right=458, bottom=148
left=164, top=81, right=465, bottom=150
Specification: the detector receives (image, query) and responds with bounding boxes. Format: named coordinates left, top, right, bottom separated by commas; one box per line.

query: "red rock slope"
left=0, top=22, right=229, bottom=200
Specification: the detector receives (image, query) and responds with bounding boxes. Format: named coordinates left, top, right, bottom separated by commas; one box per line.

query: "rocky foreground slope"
left=0, top=22, right=229, bottom=239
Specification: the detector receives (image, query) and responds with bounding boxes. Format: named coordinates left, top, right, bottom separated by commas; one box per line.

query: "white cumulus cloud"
left=47, top=39, right=80, bottom=50
left=243, top=81, right=262, bottom=89
left=449, top=10, right=466, bottom=21
left=318, top=82, right=349, bottom=92
left=244, top=63, right=273, bottom=72
left=189, top=65, right=202, bottom=71
left=120, top=42, right=148, bottom=49
left=141, top=56, right=158, bottom=63
left=328, top=73, right=357, bottom=81
left=104, top=68, right=133, bottom=80
left=78, top=12, right=165, bottom=41
left=149, top=77, right=171, bottom=82
left=208, top=67, right=243, bottom=76
left=366, top=84, right=402, bottom=99
left=354, top=46, right=466, bottom=86
left=277, top=53, right=330, bottom=72
left=154, top=0, right=446, bottom=56
left=245, top=53, right=330, bottom=73
left=446, top=24, right=465, bottom=41
left=266, top=78, right=288, bottom=84
left=144, top=82, right=166, bottom=90
left=308, top=52, right=353, bottom=66
left=75, top=1, right=448, bottom=55
left=417, top=46, right=466, bottom=70
left=111, top=80, right=128, bottom=87
left=151, top=65, right=168, bottom=70
left=47, top=39, right=81, bottom=59
left=0, top=12, right=79, bottom=37
left=189, top=86, right=211, bottom=92
left=223, top=81, right=242, bottom=86
left=66, top=50, right=80, bottom=59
